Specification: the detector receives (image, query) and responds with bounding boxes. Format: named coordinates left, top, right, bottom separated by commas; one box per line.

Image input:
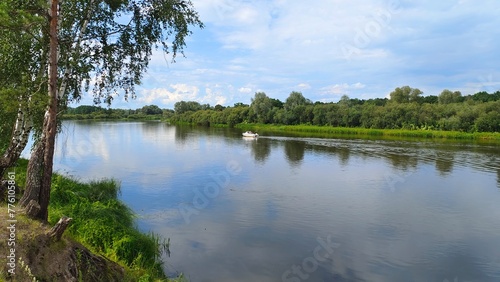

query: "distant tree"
left=365, top=98, right=389, bottom=106
left=233, top=102, right=249, bottom=108
left=251, top=92, right=273, bottom=123
left=226, top=106, right=249, bottom=126
left=409, top=88, right=424, bottom=103
left=214, top=104, right=225, bottom=111
left=174, top=101, right=202, bottom=114
left=389, top=86, right=423, bottom=103
left=312, top=104, right=328, bottom=125
left=493, top=91, right=500, bottom=101
left=284, top=91, right=311, bottom=111
left=270, top=98, right=284, bottom=109
left=280, top=91, right=306, bottom=124
left=472, top=91, right=496, bottom=102
left=421, top=95, right=438, bottom=104
left=168, top=88, right=500, bottom=133
left=350, top=98, right=364, bottom=105
left=282, top=92, right=312, bottom=124
left=141, top=105, right=163, bottom=115
left=475, top=111, right=500, bottom=132
left=71, top=105, right=103, bottom=114
left=338, top=95, right=351, bottom=106
left=439, top=90, right=462, bottom=104
left=163, top=108, right=175, bottom=118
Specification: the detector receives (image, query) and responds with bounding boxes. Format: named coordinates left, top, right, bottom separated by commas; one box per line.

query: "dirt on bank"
left=0, top=205, right=126, bottom=282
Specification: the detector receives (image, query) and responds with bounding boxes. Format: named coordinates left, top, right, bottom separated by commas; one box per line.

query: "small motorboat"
left=242, top=131, right=259, bottom=138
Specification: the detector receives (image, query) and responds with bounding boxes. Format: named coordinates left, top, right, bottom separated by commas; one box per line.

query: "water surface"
left=34, top=121, right=500, bottom=282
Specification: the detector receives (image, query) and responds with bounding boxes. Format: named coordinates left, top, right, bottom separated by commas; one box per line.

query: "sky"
left=76, top=0, right=500, bottom=109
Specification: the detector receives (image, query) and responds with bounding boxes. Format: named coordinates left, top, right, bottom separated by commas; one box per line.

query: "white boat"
left=242, top=131, right=259, bottom=138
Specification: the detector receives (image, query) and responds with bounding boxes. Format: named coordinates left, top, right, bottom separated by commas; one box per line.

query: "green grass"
left=235, top=123, right=500, bottom=142
left=49, top=178, right=171, bottom=281
left=9, top=159, right=179, bottom=282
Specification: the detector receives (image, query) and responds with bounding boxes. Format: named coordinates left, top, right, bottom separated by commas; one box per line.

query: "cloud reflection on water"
left=42, top=121, right=500, bottom=282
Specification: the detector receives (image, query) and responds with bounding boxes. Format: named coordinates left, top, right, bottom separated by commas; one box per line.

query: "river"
left=27, top=120, right=500, bottom=282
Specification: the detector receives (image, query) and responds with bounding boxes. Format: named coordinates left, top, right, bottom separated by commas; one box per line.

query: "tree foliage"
left=57, top=0, right=204, bottom=104
left=2, top=0, right=203, bottom=221
left=439, top=89, right=462, bottom=104
left=170, top=88, right=500, bottom=133
left=174, top=100, right=203, bottom=114
left=1, top=0, right=203, bottom=159
left=141, top=104, right=163, bottom=115
left=251, top=92, right=273, bottom=123
left=390, top=86, right=423, bottom=103
left=2, top=0, right=204, bottom=104
left=284, top=91, right=311, bottom=110
left=0, top=0, right=48, bottom=148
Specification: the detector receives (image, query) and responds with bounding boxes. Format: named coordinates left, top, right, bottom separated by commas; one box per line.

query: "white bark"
left=58, top=0, right=95, bottom=99
left=1, top=106, right=33, bottom=163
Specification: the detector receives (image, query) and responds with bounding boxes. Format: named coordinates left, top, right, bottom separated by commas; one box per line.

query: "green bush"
left=475, top=111, right=500, bottom=132
left=169, top=91, right=500, bottom=133
left=48, top=175, right=168, bottom=280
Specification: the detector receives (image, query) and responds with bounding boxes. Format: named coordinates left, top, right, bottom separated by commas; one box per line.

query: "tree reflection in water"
left=250, top=138, right=271, bottom=163
left=284, top=140, right=306, bottom=167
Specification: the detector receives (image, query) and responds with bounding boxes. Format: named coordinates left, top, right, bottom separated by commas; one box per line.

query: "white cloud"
left=202, top=88, right=227, bottom=105
left=352, top=82, right=366, bottom=89
left=137, top=83, right=233, bottom=107
left=77, top=1, right=500, bottom=109
left=297, top=83, right=311, bottom=90
left=139, top=84, right=200, bottom=105
left=238, top=87, right=252, bottom=93
left=321, top=83, right=366, bottom=96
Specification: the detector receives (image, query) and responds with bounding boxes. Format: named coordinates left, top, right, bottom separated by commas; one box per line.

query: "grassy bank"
left=62, top=113, right=164, bottom=121
left=1, top=159, right=182, bottom=282
left=235, top=123, right=500, bottom=142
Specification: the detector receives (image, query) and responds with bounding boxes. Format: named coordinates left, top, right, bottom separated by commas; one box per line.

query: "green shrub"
left=47, top=174, right=168, bottom=280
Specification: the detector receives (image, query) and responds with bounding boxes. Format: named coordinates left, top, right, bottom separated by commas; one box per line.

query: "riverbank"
left=234, top=123, right=500, bottom=142
left=62, top=113, right=164, bottom=121
left=57, top=117, right=500, bottom=141
left=0, top=159, right=182, bottom=281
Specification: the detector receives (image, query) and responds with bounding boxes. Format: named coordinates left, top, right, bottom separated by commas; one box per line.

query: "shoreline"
left=237, top=123, right=500, bottom=140
left=0, top=159, right=180, bottom=281
left=178, top=122, right=500, bottom=143
left=60, top=119, right=500, bottom=142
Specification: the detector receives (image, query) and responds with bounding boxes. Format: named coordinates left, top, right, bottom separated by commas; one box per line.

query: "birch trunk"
left=0, top=108, right=33, bottom=178
left=21, top=0, right=59, bottom=221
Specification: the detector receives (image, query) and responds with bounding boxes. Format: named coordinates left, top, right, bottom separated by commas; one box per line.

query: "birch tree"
left=0, top=0, right=203, bottom=220
left=0, top=1, right=47, bottom=179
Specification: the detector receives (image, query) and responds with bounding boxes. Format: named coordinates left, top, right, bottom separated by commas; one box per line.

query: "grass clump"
left=48, top=174, right=169, bottom=280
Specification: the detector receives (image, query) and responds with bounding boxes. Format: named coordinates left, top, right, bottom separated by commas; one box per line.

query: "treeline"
left=170, top=87, right=500, bottom=132
left=63, top=104, right=174, bottom=120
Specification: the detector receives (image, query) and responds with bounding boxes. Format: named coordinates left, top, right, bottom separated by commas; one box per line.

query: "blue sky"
left=76, top=0, right=500, bottom=109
